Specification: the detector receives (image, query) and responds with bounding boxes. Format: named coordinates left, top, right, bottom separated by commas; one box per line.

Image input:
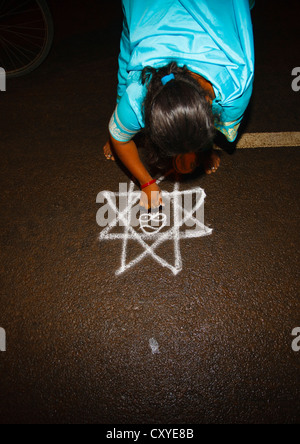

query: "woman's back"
left=117, top=0, right=255, bottom=142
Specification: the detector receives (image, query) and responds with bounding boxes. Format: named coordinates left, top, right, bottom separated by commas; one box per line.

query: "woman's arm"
left=109, top=135, right=163, bottom=209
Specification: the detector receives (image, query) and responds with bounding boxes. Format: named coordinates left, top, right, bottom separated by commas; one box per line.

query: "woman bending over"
left=104, top=0, right=255, bottom=208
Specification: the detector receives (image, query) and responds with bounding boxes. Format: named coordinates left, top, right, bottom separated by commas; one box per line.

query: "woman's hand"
left=108, top=136, right=163, bottom=209
left=140, top=183, right=164, bottom=210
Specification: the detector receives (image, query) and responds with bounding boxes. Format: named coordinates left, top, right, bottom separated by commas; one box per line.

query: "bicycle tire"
left=0, top=0, right=54, bottom=78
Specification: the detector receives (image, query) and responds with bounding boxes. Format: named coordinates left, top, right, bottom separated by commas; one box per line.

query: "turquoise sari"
left=109, top=0, right=255, bottom=143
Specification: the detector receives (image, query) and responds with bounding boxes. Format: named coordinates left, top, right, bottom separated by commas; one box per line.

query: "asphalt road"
left=0, top=1, right=300, bottom=424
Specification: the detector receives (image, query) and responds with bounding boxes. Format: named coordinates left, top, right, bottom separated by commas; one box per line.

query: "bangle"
left=141, top=179, right=156, bottom=190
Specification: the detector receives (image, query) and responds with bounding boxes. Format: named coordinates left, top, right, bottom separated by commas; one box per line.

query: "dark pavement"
left=0, top=1, right=300, bottom=424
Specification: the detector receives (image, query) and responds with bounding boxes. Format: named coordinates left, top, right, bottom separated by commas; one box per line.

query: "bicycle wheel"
left=0, top=0, right=54, bottom=78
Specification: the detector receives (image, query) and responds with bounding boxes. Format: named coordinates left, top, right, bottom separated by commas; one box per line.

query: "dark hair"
left=142, top=62, right=216, bottom=167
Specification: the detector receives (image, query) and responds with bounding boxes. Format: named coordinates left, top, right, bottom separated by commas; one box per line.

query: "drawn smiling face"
left=139, top=212, right=168, bottom=235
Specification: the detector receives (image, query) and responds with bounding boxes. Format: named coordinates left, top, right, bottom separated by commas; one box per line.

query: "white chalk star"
left=98, top=176, right=212, bottom=275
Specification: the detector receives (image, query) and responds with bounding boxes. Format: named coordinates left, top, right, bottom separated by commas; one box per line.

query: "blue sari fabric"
left=109, top=0, right=255, bottom=143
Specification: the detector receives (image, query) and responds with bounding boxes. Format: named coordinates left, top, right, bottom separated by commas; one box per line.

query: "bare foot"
left=103, top=140, right=115, bottom=161
left=200, top=148, right=221, bottom=175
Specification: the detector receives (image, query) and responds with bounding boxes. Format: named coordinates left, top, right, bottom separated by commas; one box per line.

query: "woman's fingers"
left=140, top=190, right=163, bottom=209
left=159, top=194, right=165, bottom=207
left=139, top=192, right=148, bottom=209
left=103, top=141, right=115, bottom=161
left=153, top=192, right=161, bottom=208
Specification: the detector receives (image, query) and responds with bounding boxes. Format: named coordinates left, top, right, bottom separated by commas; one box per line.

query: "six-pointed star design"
left=98, top=177, right=212, bottom=275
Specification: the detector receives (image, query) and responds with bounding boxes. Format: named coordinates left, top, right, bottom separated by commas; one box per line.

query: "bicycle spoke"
left=1, top=33, right=38, bottom=60
left=0, top=0, right=36, bottom=20
left=1, top=37, right=28, bottom=69
left=1, top=39, right=19, bottom=70
left=0, top=0, right=53, bottom=76
left=1, top=25, right=46, bottom=31
left=0, top=19, right=46, bottom=28
left=1, top=28, right=45, bottom=48
left=0, top=30, right=45, bottom=46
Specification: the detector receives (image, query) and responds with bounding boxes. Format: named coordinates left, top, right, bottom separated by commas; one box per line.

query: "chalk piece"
left=149, top=338, right=160, bottom=355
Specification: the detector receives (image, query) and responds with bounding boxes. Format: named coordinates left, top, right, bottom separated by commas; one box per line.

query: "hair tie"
left=161, top=73, right=175, bottom=86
